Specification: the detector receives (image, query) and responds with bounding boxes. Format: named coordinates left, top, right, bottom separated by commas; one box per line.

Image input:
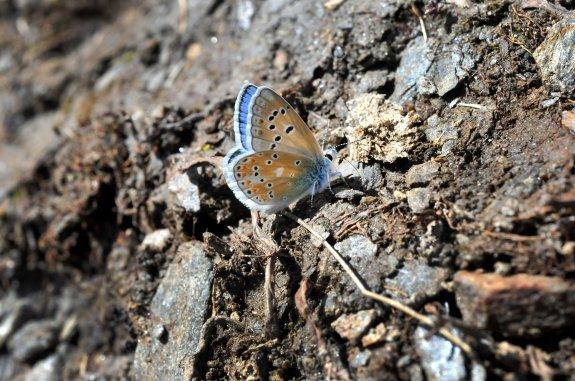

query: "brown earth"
left=0, top=0, right=574, bottom=380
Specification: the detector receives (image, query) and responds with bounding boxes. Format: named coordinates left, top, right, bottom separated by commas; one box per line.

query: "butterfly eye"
left=325, top=153, right=333, bottom=161
left=295, top=160, right=301, bottom=166
left=285, top=126, right=294, bottom=134
left=267, top=183, right=272, bottom=188
left=272, top=153, right=278, bottom=159
left=270, top=143, right=277, bottom=150
left=280, top=108, right=286, bottom=115
left=266, top=160, right=272, bottom=165
left=274, top=136, right=282, bottom=142
left=269, top=124, right=276, bottom=130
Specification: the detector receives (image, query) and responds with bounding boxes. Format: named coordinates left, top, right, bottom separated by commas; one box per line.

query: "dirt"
left=1, top=0, right=574, bottom=380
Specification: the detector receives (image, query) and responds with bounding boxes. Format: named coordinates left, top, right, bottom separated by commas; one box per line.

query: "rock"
left=345, top=93, right=421, bottom=163
left=355, top=70, right=392, bottom=94
left=424, top=43, right=476, bottom=96
left=168, top=173, right=201, bottom=213
left=391, top=37, right=433, bottom=103
left=334, top=188, right=364, bottom=200
left=453, top=271, right=575, bottom=337
left=425, top=114, right=458, bottom=145
left=140, top=229, right=173, bottom=252
left=334, top=235, right=391, bottom=290
left=132, top=241, right=213, bottom=379
left=562, top=110, right=575, bottom=133
left=534, top=18, right=575, bottom=95
left=331, top=309, right=378, bottom=341
left=391, top=38, right=475, bottom=101
left=413, top=326, right=485, bottom=381
left=406, top=187, right=431, bottom=213
left=406, top=161, right=440, bottom=187
left=8, top=320, right=60, bottom=363
left=349, top=349, right=371, bottom=368
left=361, top=323, right=387, bottom=347
left=386, top=261, right=449, bottom=305
left=0, top=295, right=36, bottom=347
left=24, top=354, right=61, bottom=381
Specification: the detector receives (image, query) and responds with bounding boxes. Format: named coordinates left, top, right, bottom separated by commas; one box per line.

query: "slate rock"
left=391, top=37, right=432, bottom=103
left=406, top=187, right=432, bottom=213
left=534, top=18, right=575, bottom=95
left=8, top=320, right=60, bottom=363
left=406, top=161, right=440, bottom=187
left=413, top=327, right=486, bottom=381
left=386, top=261, right=449, bottom=306
left=132, top=241, right=213, bottom=380
left=24, top=353, right=61, bottom=381
left=334, top=235, right=389, bottom=291
left=0, top=295, right=36, bottom=347
left=454, top=271, right=575, bottom=337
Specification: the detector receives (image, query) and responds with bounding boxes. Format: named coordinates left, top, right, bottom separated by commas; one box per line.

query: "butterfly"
left=223, top=83, right=338, bottom=214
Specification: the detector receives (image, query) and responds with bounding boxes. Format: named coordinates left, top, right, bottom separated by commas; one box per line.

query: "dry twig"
left=282, top=210, right=475, bottom=358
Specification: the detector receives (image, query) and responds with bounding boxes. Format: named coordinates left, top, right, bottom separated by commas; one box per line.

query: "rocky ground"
left=1, top=0, right=574, bottom=380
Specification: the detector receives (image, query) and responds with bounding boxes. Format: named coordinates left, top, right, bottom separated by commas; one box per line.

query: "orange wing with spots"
left=223, top=149, right=318, bottom=213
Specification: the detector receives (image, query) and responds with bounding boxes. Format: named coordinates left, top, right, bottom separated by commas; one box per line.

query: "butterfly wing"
left=223, top=147, right=322, bottom=213
left=233, top=84, right=323, bottom=159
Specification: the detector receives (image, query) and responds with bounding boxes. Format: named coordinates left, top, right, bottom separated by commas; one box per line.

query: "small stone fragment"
left=331, top=309, right=378, bottom=341
left=534, top=18, right=575, bottom=95
left=406, top=187, right=431, bottom=213
left=361, top=323, right=387, bottom=347
left=168, top=173, right=201, bottom=213
left=413, top=326, right=485, bottom=381
left=349, top=349, right=371, bottom=368
left=333, top=235, right=387, bottom=290
left=23, top=354, right=61, bottom=381
left=562, top=110, right=575, bottom=133
left=0, top=296, right=35, bottom=347
left=140, top=229, right=173, bottom=252
left=453, top=271, right=575, bottom=337
left=345, top=93, right=420, bottom=163
left=386, top=260, right=449, bottom=305
left=406, top=161, right=440, bottom=186
left=8, top=320, right=60, bottom=363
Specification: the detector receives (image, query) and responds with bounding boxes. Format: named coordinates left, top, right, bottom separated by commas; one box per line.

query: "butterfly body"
left=223, top=84, right=337, bottom=214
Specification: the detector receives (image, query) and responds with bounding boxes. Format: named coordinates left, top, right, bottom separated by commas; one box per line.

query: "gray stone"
left=391, top=37, right=433, bottom=103
left=132, top=241, right=213, bottom=380
left=8, top=320, right=60, bottom=362
left=0, top=295, right=36, bottom=347
left=356, top=70, right=391, bottom=94
left=168, top=173, right=201, bottom=213
left=413, top=327, right=485, bottom=381
left=407, top=188, right=432, bottom=213
left=406, top=161, right=440, bottom=187
left=425, top=115, right=458, bottom=145
left=534, top=18, right=575, bottom=95
left=386, top=261, right=449, bottom=305
left=334, top=235, right=389, bottom=290
left=334, top=188, right=364, bottom=200
left=24, top=354, right=61, bottom=381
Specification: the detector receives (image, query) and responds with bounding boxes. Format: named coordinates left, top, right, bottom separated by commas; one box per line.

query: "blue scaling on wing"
left=236, top=84, right=258, bottom=147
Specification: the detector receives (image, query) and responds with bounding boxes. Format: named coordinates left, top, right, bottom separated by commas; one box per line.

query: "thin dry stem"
left=282, top=210, right=475, bottom=358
